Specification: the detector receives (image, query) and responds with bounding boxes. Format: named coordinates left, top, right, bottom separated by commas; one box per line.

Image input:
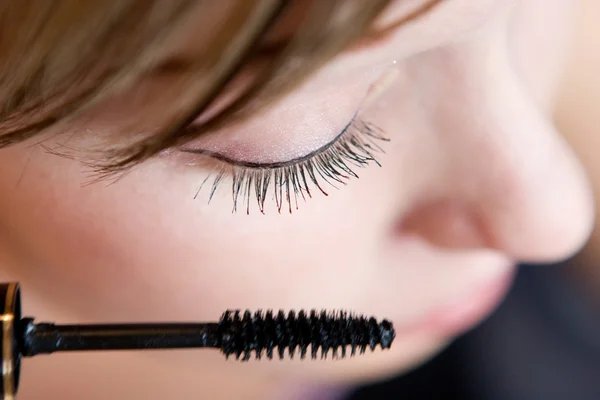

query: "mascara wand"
left=0, top=283, right=395, bottom=399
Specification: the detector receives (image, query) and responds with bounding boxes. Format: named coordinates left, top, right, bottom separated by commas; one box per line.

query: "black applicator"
left=0, top=282, right=395, bottom=399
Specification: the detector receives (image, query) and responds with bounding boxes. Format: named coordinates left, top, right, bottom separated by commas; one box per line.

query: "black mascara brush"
left=0, top=283, right=395, bottom=399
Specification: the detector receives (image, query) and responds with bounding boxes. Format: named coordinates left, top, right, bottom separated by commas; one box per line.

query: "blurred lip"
left=400, top=264, right=516, bottom=337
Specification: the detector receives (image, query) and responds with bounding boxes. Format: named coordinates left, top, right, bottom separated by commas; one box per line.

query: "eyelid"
left=179, top=68, right=398, bottom=169
left=180, top=113, right=357, bottom=169
left=186, top=117, right=389, bottom=214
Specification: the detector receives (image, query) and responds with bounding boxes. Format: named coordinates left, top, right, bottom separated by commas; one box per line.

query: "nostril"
left=399, top=200, right=490, bottom=250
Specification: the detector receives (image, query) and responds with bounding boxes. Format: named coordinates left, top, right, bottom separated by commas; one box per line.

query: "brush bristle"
left=217, top=309, right=395, bottom=361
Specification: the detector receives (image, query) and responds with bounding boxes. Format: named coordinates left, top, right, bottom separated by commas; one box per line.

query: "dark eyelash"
left=188, top=118, right=389, bottom=214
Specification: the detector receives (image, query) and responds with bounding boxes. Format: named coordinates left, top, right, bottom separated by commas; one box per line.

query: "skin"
left=0, top=0, right=596, bottom=399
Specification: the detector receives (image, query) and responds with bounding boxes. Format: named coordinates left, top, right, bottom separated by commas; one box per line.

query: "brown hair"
left=0, top=0, right=439, bottom=174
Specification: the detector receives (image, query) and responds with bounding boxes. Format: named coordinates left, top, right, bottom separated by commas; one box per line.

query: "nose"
left=401, top=32, right=594, bottom=263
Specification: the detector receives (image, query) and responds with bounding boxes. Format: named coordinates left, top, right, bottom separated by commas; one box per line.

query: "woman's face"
left=0, top=0, right=595, bottom=399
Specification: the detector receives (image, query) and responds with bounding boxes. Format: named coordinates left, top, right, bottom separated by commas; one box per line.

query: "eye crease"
left=181, top=116, right=389, bottom=214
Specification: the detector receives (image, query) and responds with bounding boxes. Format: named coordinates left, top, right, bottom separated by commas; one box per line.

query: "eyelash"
left=192, top=117, right=389, bottom=214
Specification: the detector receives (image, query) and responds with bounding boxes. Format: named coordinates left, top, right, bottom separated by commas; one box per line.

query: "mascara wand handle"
left=0, top=282, right=226, bottom=400
left=19, top=320, right=221, bottom=356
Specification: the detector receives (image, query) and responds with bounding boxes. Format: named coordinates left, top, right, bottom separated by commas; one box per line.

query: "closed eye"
left=180, top=116, right=389, bottom=214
